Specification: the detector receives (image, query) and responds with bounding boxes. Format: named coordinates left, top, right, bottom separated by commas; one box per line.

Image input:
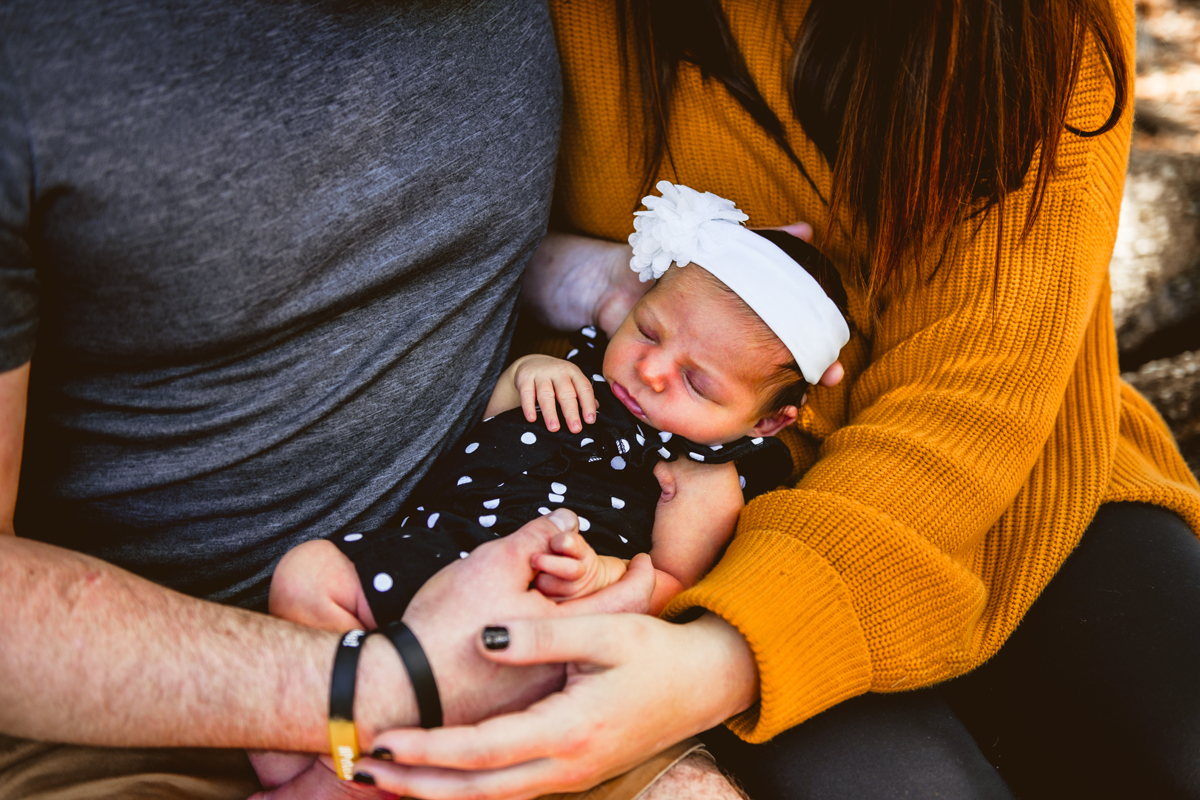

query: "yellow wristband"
left=327, top=717, right=360, bottom=780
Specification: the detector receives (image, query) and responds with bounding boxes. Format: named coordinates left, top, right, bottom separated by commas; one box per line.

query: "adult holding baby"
left=0, top=2, right=661, bottom=798
left=358, top=1, right=1200, bottom=798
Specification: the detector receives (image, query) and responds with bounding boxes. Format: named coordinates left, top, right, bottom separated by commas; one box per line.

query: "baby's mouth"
left=611, top=381, right=647, bottom=421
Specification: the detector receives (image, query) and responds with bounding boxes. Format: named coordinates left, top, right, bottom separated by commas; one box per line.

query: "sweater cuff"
left=664, top=528, right=872, bottom=742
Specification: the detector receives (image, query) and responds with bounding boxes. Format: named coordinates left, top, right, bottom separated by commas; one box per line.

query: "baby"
left=252, top=183, right=849, bottom=793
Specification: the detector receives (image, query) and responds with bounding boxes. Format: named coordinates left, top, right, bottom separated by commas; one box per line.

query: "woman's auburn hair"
left=620, top=0, right=1129, bottom=296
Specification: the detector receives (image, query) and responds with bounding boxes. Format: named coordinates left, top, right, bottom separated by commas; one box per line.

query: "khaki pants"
left=0, top=734, right=703, bottom=800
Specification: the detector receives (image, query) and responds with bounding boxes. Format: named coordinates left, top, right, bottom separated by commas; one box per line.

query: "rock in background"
left=1112, top=0, right=1200, bottom=476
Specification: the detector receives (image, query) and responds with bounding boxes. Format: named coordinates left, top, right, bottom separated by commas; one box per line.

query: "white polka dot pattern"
left=521, top=432, right=537, bottom=445
left=373, top=573, right=394, bottom=592
left=578, top=517, right=591, bottom=532
left=611, top=456, right=626, bottom=470
left=343, top=533, right=363, bottom=542
left=551, top=482, right=567, bottom=494
left=483, top=498, right=500, bottom=509
left=479, top=515, right=497, bottom=527
left=611, top=497, right=625, bottom=509
left=465, top=442, right=479, bottom=453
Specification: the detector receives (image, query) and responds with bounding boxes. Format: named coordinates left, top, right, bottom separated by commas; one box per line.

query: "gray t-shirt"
left=0, top=0, right=562, bottom=609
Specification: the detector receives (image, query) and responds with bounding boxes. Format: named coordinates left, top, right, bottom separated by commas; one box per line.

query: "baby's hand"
left=512, top=355, right=598, bottom=433
left=531, top=529, right=627, bottom=601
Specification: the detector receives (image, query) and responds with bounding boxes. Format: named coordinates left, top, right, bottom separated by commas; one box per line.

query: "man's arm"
left=1, top=364, right=649, bottom=753
left=1, top=362, right=410, bottom=749
left=0, top=533, right=416, bottom=751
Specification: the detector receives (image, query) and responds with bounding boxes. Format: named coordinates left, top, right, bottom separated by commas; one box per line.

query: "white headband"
left=628, top=181, right=850, bottom=384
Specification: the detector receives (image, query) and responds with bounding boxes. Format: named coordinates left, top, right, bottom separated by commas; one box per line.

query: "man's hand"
left=364, top=509, right=655, bottom=743
left=510, top=355, right=598, bottom=434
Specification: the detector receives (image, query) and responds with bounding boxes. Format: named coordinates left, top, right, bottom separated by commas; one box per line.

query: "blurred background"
left=1114, top=0, right=1200, bottom=475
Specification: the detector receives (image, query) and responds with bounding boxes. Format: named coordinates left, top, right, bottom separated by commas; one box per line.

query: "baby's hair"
left=662, top=231, right=849, bottom=417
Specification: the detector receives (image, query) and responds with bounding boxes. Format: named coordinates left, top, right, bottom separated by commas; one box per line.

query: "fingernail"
left=352, top=771, right=376, bottom=786
left=482, top=626, right=510, bottom=650
left=548, top=508, right=572, bottom=531
left=370, top=748, right=394, bottom=761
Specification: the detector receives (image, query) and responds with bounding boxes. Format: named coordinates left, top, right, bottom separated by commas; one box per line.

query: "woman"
left=359, top=1, right=1200, bottom=797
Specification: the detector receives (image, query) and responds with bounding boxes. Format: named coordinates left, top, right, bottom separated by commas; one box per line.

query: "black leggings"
left=701, top=503, right=1200, bottom=799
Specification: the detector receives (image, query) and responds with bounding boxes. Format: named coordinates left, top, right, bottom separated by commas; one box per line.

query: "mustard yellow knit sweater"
left=549, top=0, right=1200, bottom=743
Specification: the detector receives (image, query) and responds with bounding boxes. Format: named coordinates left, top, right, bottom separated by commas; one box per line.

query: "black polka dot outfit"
left=336, top=327, right=793, bottom=626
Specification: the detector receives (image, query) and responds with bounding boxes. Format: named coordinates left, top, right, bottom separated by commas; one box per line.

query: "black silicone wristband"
left=381, top=621, right=443, bottom=729
left=329, top=629, right=368, bottom=722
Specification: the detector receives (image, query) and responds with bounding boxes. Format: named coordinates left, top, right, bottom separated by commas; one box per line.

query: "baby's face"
left=602, top=267, right=789, bottom=446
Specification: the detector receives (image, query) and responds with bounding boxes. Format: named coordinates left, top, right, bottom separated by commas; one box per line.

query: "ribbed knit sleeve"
left=551, top=0, right=1200, bottom=743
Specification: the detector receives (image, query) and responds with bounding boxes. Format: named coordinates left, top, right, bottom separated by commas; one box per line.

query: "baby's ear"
left=750, top=405, right=798, bottom=438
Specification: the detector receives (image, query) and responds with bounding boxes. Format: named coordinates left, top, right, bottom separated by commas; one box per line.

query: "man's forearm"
left=0, top=535, right=415, bottom=749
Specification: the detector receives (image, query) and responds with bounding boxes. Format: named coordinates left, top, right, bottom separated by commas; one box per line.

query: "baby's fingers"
left=550, top=376, right=583, bottom=433
left=518, top=379, right=540, bottom=425
left=532, top=552, right=585, bottom=583
left=573, top=374, right=598, bottom=429
left=549, top=530, right=591, bottom=560
left=536, top=378, right=562, bottom=432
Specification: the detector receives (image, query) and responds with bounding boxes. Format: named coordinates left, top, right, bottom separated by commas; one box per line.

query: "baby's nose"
left=636, top=358, right=668, bottom=393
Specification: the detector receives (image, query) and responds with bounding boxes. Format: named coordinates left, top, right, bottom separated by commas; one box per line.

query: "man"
left=0, top=1, right=599, bottom=796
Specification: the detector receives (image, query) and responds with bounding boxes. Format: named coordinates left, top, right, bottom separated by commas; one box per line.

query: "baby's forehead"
left=650, top=270, right=790, bottom=384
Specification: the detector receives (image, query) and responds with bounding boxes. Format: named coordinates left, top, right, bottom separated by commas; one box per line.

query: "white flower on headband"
left=628, top=181, right=749, bottom=282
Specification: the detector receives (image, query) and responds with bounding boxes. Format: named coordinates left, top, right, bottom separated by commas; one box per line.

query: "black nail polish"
left=482, top=626, right=510, bottom=650
left=352, top=771, right=376, bottom=786
left=370, top=748, right=394, bottom=761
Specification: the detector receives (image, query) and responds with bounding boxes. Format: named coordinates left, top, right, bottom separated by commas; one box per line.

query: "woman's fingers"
left=475, top=613, right=634, bottom=668
left=770, top=221, right=813, bottom=241
left=819, top=359, right=844, bottom=387
left=367, top=690, right=590, bottom=772
left=353, top=751, right=582, bottom=800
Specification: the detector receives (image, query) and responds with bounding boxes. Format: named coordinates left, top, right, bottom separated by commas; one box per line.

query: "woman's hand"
left=356, top=611, right=759, bottom=800
left=521, top=232, right=651, bottom=338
